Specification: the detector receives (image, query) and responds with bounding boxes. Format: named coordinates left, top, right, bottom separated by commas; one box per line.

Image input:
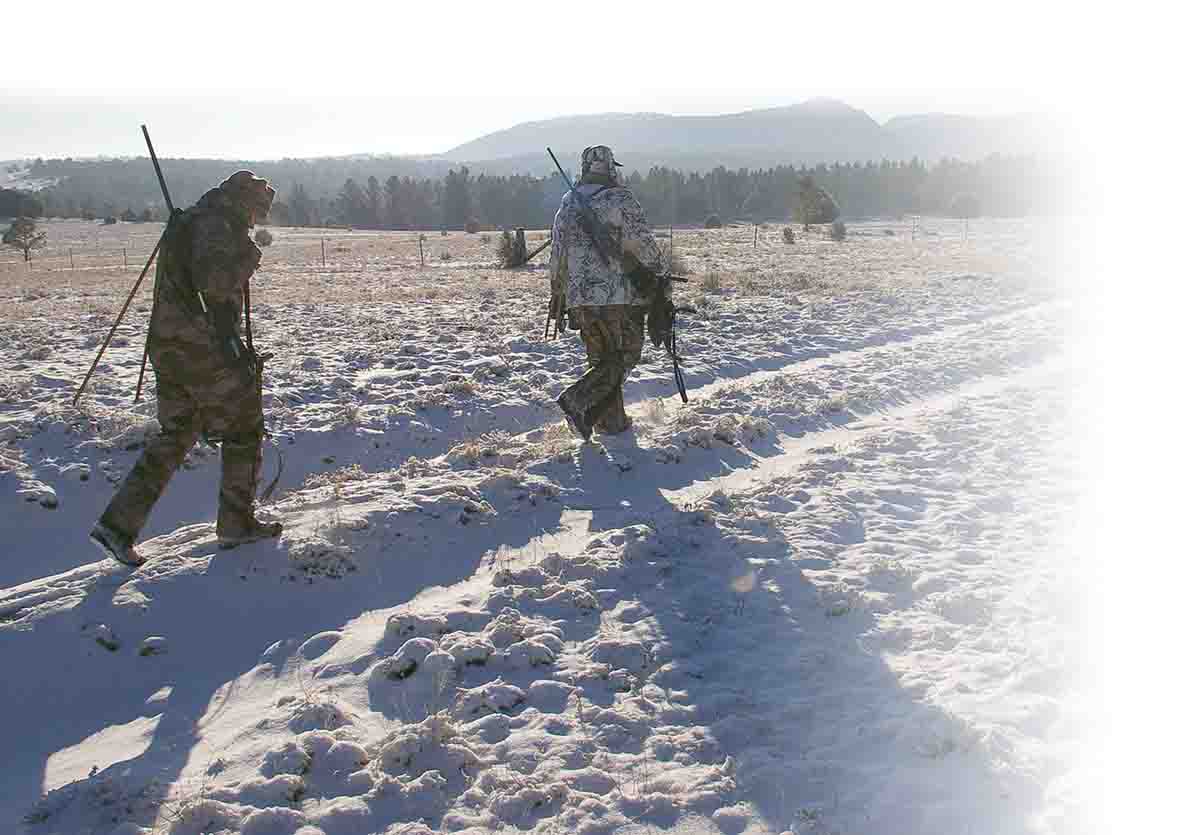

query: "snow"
left=1, top=218, right=1086, bottom=833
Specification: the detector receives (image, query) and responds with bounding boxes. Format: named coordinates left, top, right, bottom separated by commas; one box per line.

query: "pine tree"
left=442, top=167, right=472, bottom=231
left=337, top=179, right=367, bottom=227
left=365, top=176, right=382, bottom=229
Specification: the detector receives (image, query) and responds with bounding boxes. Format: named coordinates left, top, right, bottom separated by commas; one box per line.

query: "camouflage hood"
left=194, top=170, right=275, bottom=227
left=580, top=145, right=622, bottom=185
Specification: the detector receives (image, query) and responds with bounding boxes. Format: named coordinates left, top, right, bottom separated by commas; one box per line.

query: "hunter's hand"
left=241, top=240, right=263, bottom=273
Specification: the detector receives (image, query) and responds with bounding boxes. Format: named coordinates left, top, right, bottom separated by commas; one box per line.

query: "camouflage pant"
left=560, top=305, right=645, bottom=434
left=99, top=363, right=264, bottom=542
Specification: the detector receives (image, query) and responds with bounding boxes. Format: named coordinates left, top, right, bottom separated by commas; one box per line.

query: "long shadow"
left=521, top=432, right=1048, bottom=834
left=3, top=462, right=576, bottom=829
left=8, top=418, right=1042, bottom=832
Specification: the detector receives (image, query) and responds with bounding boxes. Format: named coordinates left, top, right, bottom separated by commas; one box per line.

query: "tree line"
left=6, top=155, right=1059, bottom=230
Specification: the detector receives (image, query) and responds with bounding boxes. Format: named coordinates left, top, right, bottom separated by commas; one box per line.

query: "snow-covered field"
left=1, top=218, right=1086, bottom=834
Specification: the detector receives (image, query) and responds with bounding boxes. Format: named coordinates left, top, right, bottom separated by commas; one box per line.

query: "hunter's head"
left=219, top=170, right=276, bottom=226
left=580, top=145, right=622, bottom=186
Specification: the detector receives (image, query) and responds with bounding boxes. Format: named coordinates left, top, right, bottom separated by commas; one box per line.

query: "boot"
left=217, top=429, right=281, bottom=549
left=217, top=517, right=283, bottom=550
left=557, top=391, right=593, bottom=442
left=89, top=521, right=146, bottom=568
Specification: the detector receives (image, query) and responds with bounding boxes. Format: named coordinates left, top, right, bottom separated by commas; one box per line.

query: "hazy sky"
left=2, top=0, right=1087, bottom=160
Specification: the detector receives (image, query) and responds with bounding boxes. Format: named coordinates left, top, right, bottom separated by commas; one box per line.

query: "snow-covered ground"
left=1, top=218, right=1085, bottom=834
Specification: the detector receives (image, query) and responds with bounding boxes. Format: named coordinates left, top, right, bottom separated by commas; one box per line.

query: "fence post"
left=123, top=247, right=128, bottom=269
left=418, top=236, right=424, bottom=267
left=69, top=248, right=74, bottom=269
left=321, top=238, right=326, bottom=268
left=753, top=224, right=758, bottom=249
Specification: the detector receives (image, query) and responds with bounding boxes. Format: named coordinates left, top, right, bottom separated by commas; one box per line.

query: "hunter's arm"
left=617, top=190, right=664, bottom=275
left=549, top=208, right=568, bottom=302
left=190, top=214, right=260, bottom=306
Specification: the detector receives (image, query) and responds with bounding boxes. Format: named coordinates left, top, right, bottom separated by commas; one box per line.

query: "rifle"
left=241, top=273, right=283, bottom=502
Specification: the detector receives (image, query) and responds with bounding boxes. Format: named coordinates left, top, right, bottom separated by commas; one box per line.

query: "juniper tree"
left=3, top=217, right=47, bottom=262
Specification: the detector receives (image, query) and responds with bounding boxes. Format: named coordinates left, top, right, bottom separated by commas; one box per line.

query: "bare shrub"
left=497, top=230, right=514, bottom=266
left=700, top=269, right=721, bottom=292
left=669, top=251, right=690, bottom=275
left=830, top=220, right=847, bottom=241
left=255, top=228, right=274, bottom=247
left=782, top=227, right=795, bottom=244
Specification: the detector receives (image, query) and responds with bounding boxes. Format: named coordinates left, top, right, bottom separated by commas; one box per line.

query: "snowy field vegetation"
left=0, top=217, right=1086, bottom=834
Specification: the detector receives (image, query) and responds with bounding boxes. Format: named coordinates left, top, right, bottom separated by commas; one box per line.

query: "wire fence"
left=0, top=246, right=149, bottom=271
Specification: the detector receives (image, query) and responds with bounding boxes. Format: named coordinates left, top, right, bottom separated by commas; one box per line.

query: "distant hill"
left=447, top=98, right=1054, bottom=174
left=449, top=98, right=895, bottom=172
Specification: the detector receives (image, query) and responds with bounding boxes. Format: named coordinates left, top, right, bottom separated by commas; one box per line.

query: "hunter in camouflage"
left=90, top=171, right=281, bottom=567
left=550, top=145, right=666, bottom=439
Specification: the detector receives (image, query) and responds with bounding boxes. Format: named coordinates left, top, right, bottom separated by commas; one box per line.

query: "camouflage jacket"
left=148, top=188, right=261, bottom=380
left=550, top=183, right=666, bottom=309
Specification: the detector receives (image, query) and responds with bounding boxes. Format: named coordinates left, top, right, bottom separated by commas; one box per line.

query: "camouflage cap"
left=580, top=146, right=622, bottom=181
left=219, top=170, right=276, bottom=220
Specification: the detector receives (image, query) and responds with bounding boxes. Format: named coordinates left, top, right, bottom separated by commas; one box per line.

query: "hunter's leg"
left=592, top=306, right=643, bottom=434
left=98, top=378, right=200, bottom=543
left=560, top=307, right=624, bottom=436
left=208, top=363, right=278, bottom=545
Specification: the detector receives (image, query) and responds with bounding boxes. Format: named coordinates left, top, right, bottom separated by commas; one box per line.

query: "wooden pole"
left=418, top=236, right=424, bottom=267
left=518, top=237, right=550, bottom=265
left=123, top=247, right=128, bottom=269
left=72, top=229, right=166, bottom=406
left=69, top=249, right=74, bottom=269
left=753, top=224, right=758, bottom=249
left=321, top=238, right=326, bottom=268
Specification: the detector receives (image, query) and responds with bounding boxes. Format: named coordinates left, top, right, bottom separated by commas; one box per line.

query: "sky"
left=0, top=0, right=1090, bottom=160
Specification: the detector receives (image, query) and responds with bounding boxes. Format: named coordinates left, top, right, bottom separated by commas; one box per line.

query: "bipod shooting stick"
left=71, top=230, right=168, bottom=407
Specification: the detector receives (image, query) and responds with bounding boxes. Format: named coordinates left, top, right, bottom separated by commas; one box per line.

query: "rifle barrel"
left=142, top=125, right=174, bottom=213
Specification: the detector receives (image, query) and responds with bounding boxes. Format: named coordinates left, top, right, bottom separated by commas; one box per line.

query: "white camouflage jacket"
left=549, top=183, right=666, bottom=309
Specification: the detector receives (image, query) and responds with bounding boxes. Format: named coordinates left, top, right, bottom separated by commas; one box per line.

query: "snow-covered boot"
left=89, top=521, right=146, bottom=568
